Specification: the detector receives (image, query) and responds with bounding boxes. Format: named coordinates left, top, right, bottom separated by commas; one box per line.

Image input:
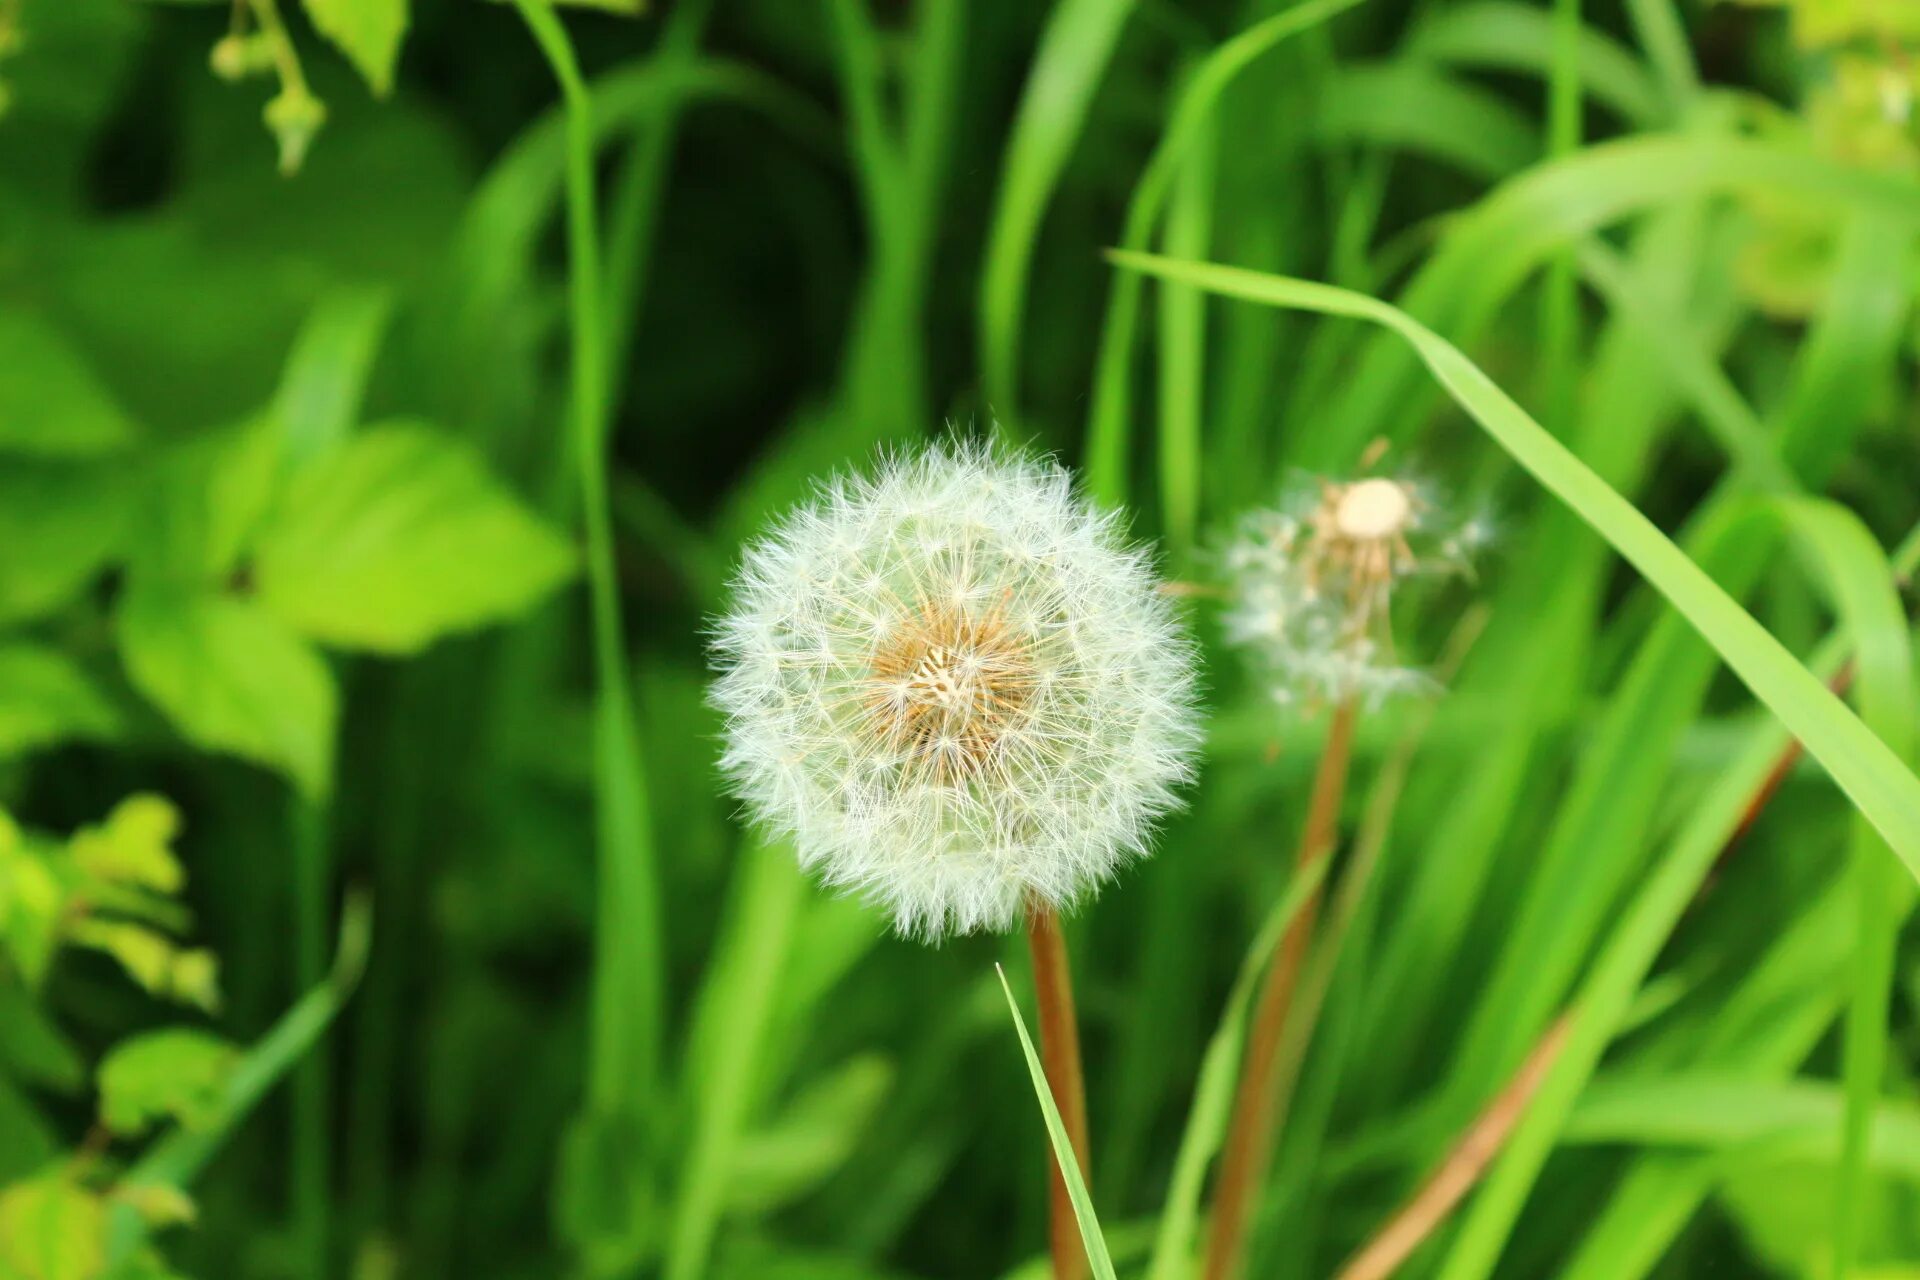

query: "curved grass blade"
left=997, top=964, right=1118, bottom=1280
left=1404, top=1, right=1664, bottom=127
left=1777, top=501, right=1916, bottom=1279
left=1106, top=251, right=1920, bottom=882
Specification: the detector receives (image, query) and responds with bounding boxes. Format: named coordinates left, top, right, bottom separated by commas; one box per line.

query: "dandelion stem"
left=1334, top=1014, right=1574, bottom=1280
left=1026, top=902, right=1092, bottom=1280
left=1203, top=696, right=1359, bottom=1280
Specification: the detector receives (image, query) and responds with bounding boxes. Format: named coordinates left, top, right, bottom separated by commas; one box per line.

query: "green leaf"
left=252, top=423, right=576, bottom=654
left=0, top=1078, right=59, bottom=1185
left=97, top=1029, right=239, bottom=1138
left=0, top=312, right=137, bottom=458
left=132, top=422, right=284, bottom=587
left=301, top=0, right=408, bottom=97
left=65, top=921, right=215, bottom=1009
left=68, top=795, right=183, bottom=894
left=0, top=834, right=65, bottom=989
left=0, top=1176, right=106, bottom=1280
left=0, top=464, right=137, bottom=624
left=0, top=645, right=120, bottom=760
left=0, top=1182, right=107, bottom=1280
left=117, top=588, right=336, bottom=798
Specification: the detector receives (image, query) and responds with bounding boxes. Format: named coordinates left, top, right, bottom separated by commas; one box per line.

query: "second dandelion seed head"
left=1221, top=471, right=1483, bottom=710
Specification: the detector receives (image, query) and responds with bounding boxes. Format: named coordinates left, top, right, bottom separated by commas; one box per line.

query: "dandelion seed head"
left=1220, top=471, right=1480, bottom=709
left=709, top=441, right=1202, bottom=940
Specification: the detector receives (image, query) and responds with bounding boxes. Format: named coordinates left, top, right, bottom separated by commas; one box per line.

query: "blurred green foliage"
left=0, top=0, right=1918, bottom=1278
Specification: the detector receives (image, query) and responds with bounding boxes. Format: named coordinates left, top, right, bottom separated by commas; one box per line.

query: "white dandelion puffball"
left=1220, top=474, right=1487, bottom=709
left=710, top=442, right=1202, bottom=940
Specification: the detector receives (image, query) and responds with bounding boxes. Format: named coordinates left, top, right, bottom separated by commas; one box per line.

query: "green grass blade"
left=1154, top=110, right=1212, bottom=555
left=667, top=840, right=808, bottom=1280
left=1314, top=62, right=1538, bottom=178
left=996, top=964, right=1118, bottom=1280
left=1622, top=0, right=1696, bottom=115
left=1107, top=251, right=1920, bottom=882
left=1146, top=857, right=1332, bottom=1280
left=1560, top=526, right=1920, bottom=1280
left=980, top=0, right=1137, bottom=417
left=1563, top=1075, right=1920, bottom=1178
left=511, top=2, right=663, bottom=1256
left=1405, top=1, right=1663, bottom=127
left=1777, top=501, right=1916, bottom=1279
left=271, top=286, right=392, bottom=467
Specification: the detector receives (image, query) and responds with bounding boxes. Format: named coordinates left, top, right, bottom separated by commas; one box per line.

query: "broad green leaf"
left=0, top=1177, right=105, bottom=1280
left=0, top=645, right=119, bottom=759
left=252, top=423, right=576, bottom=654
left=0, top=312, right=137, bottom=457
left=0, top=464, right=136, bottom=624
left=117, top=588, right=336, bottom=798
left=302, top=0, right=408, bottom=97
left=133, top=421, right=284, bottom=586
left=68, top=795, right=183, bottom=894
left=97, top=1029, right=239, bottom=1137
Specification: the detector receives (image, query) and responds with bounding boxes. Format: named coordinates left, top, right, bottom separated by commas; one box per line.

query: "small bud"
left=209, top=35, right=252, bottom=82
left=264, top=87, right=325, bottom=175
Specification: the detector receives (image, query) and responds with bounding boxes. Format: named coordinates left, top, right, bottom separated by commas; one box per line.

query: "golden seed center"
left=867, top=603, right=1034, bottom=780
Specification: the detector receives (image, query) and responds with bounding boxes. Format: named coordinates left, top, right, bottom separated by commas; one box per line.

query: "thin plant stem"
left=1203, top=697, right=1359, bottom=1280
left=512, top=0, right=661, bottom=1120
left=1026, top=902, right=1092, bottom=1280
left=1334, top=1014, right=1575, bottom=1280
left=290, top=796, right=331, bottom=1280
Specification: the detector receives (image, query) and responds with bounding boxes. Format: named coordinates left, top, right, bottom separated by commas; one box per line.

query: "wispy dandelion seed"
left=1221, top=472, right=1488, bottom=710
left=709, top=441, right=1203, bottom=940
